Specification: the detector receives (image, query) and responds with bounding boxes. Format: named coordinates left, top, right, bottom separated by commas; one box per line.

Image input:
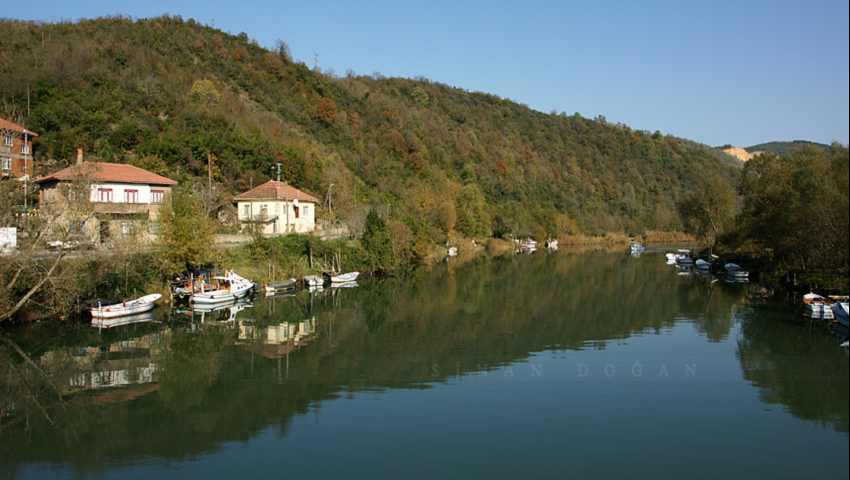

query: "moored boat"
left=675, top=250, right=694, bottom=267
left=695, top=259, right=711, bottom=270
left=724, top=263, right=749, bottom=279
left=192, top=270, right=254, bottom=304
left=264, top=278, right=296, bottom=293
left=804, top=293, right=835, bottom=320
left=302, top=275, right=324, bottom=287
left=329, top=271, right=359, bottom=283
left=830, top=299, right=849, bottom=328
left=90, top=294, right=161, bottom=319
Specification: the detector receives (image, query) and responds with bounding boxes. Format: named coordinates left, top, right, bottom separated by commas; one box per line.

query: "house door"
left=99, top=221, right=110, bottom=244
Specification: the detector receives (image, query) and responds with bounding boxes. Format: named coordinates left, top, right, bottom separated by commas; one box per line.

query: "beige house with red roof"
left=34, top=152, right=177, bottom=244
left=1, top=118, right=37, bottom=180
left=233, top=180, right=319, bottom=235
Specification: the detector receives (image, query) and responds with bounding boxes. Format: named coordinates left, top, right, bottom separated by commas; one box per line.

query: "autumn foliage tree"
left=316, top=97, right=338, bottom=126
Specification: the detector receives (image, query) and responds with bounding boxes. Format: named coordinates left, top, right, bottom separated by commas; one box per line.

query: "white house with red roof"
left=233, top=180, right=319, bottom=235
left=34, top=150, right=177, bottom=244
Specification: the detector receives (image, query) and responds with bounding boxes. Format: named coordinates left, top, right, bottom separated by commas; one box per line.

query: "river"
left=1, top=248, right=847, bottom=479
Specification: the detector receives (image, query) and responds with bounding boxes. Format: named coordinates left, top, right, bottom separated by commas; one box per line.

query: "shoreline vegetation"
left=1, top=230, right=689, bottom=324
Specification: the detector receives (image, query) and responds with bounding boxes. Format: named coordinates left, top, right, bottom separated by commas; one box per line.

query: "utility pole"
left=23, top=129, right=28, bottom=212
left=275, top=163, right=287, bottom=234
left=328, top=183, right=334, bottom=223
left=207, top=152, right=212, bottom=197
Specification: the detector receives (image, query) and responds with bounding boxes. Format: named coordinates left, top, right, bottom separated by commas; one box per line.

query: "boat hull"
left=330, top=272, right=360, bottom=283
left=91, top=294, right=161, bottom=319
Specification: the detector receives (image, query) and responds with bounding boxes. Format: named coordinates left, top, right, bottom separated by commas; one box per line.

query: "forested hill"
left=745, top=141, right=829, bottom=157
left=1, top=15, right=741, bottom=238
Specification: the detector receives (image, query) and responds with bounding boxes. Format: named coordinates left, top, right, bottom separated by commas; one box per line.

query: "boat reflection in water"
left=189, top=296, right=254, bottom=325
left=91, top=310, right=157, bottom=330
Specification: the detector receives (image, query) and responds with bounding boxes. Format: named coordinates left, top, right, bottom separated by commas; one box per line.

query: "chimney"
left=77, top=148, right=83, bottom=165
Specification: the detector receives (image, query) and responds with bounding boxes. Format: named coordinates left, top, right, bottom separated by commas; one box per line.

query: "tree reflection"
left=1, top=250, right=846, bottom=472
left=737, top=303, right=849, bottom=434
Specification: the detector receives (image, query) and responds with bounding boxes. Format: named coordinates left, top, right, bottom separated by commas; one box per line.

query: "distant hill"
left=1, top=15, right=742, bottom=238
left=745, top=141, right=829, bottom=157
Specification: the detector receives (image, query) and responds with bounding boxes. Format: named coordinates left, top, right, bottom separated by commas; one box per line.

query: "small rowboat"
left=329, top=271, right=359, bottom=283
left=91, top=294, right=161, bottom=319
left=724, top=263, right=749, bottom=279
left=264, top=278, right=296, bottom=293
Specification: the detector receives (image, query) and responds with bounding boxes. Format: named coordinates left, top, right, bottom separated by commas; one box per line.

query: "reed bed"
left=643, top=231, right=696, bottom=244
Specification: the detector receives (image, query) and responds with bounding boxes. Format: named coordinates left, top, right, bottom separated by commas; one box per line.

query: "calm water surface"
left=2, top=249, right=847, bottom=479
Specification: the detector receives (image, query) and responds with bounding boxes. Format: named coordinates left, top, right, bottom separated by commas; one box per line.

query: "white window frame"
left=20, top=143, right=29, bottom=155
left=1, top=157, right=10, bottom=170
left=4, top=135, right=12, bottom=147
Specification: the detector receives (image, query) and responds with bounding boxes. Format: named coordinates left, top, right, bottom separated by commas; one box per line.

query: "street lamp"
left=328, top=183, right=334, bottom=223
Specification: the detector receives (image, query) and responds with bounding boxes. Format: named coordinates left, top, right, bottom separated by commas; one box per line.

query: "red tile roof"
left=0, top=118, right=38, bottom=137
left=234, top=180, right=319, bottom=203
left=34, top=162, right=177, bottom=185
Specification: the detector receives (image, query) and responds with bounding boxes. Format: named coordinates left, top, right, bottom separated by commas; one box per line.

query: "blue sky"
left=9, top=0, right=849, bottom=147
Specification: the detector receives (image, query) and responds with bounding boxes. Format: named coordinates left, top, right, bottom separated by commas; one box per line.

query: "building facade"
left=233, top=180, right=319, bottom=235
left=34, top=157, right=177, bottom=245
left=1, top=118, right=37, bottom=180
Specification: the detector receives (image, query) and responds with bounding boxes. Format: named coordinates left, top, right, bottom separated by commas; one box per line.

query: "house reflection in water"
left=40, top=331, right=164, bottom=397
left=238, top=317, right=317, bottom=359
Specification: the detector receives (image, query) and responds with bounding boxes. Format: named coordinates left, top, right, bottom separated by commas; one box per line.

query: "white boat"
left=830, top=299, right=849, bottom=328
left=804, top=293, right=835, bottom=320
left=665, top=253, right=678, bottom=265
left=264, top=278, right=296, bottom=293
left=192, top=270, right=254, bottom=304
left=519, top=239, right=537, bottom=250
left=724, top=263, right=749, bottom=279
left=629, top=242, right=643, bottom=252
left=329, top=271, right=359, bottom=283
left=331, top=281, right=359, bottom=288
left=676, top=250, right=694, bottom=267
left=303, top=275, right=324, bottom=287
left=447, top=247, right=458, bottom=256
left=91, top=311, right=157, bottom=329
left=90, top=294, right=161, bottom=319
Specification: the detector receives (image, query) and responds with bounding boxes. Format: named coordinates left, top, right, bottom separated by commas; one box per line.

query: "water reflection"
left=0, top=250, right=847, bottom=475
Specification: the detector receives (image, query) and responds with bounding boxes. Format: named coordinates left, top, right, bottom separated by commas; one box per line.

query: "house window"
left=125, top=190, right=138, bottom=203
left=294, top=206, right=300, bottom=219
left=303, top=206, right=309, bottom=216
left=121, top=221, right=133, bottom=235
left=68, top=189, right=76, bottom=201
left=98, top=189, right=113, bottom=202
left=4, top=135, right=11, bottom=147
left=20, top=144, right=30, bottom=155
left=260, top=205, right=268, bottom=219
left=71, top=221, right=85, bottom=236
left=243, top=204, right=250, bottom=218
left=1, top=157, right=10, bottom=170
left=151, top=190, right=164, bottom=204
